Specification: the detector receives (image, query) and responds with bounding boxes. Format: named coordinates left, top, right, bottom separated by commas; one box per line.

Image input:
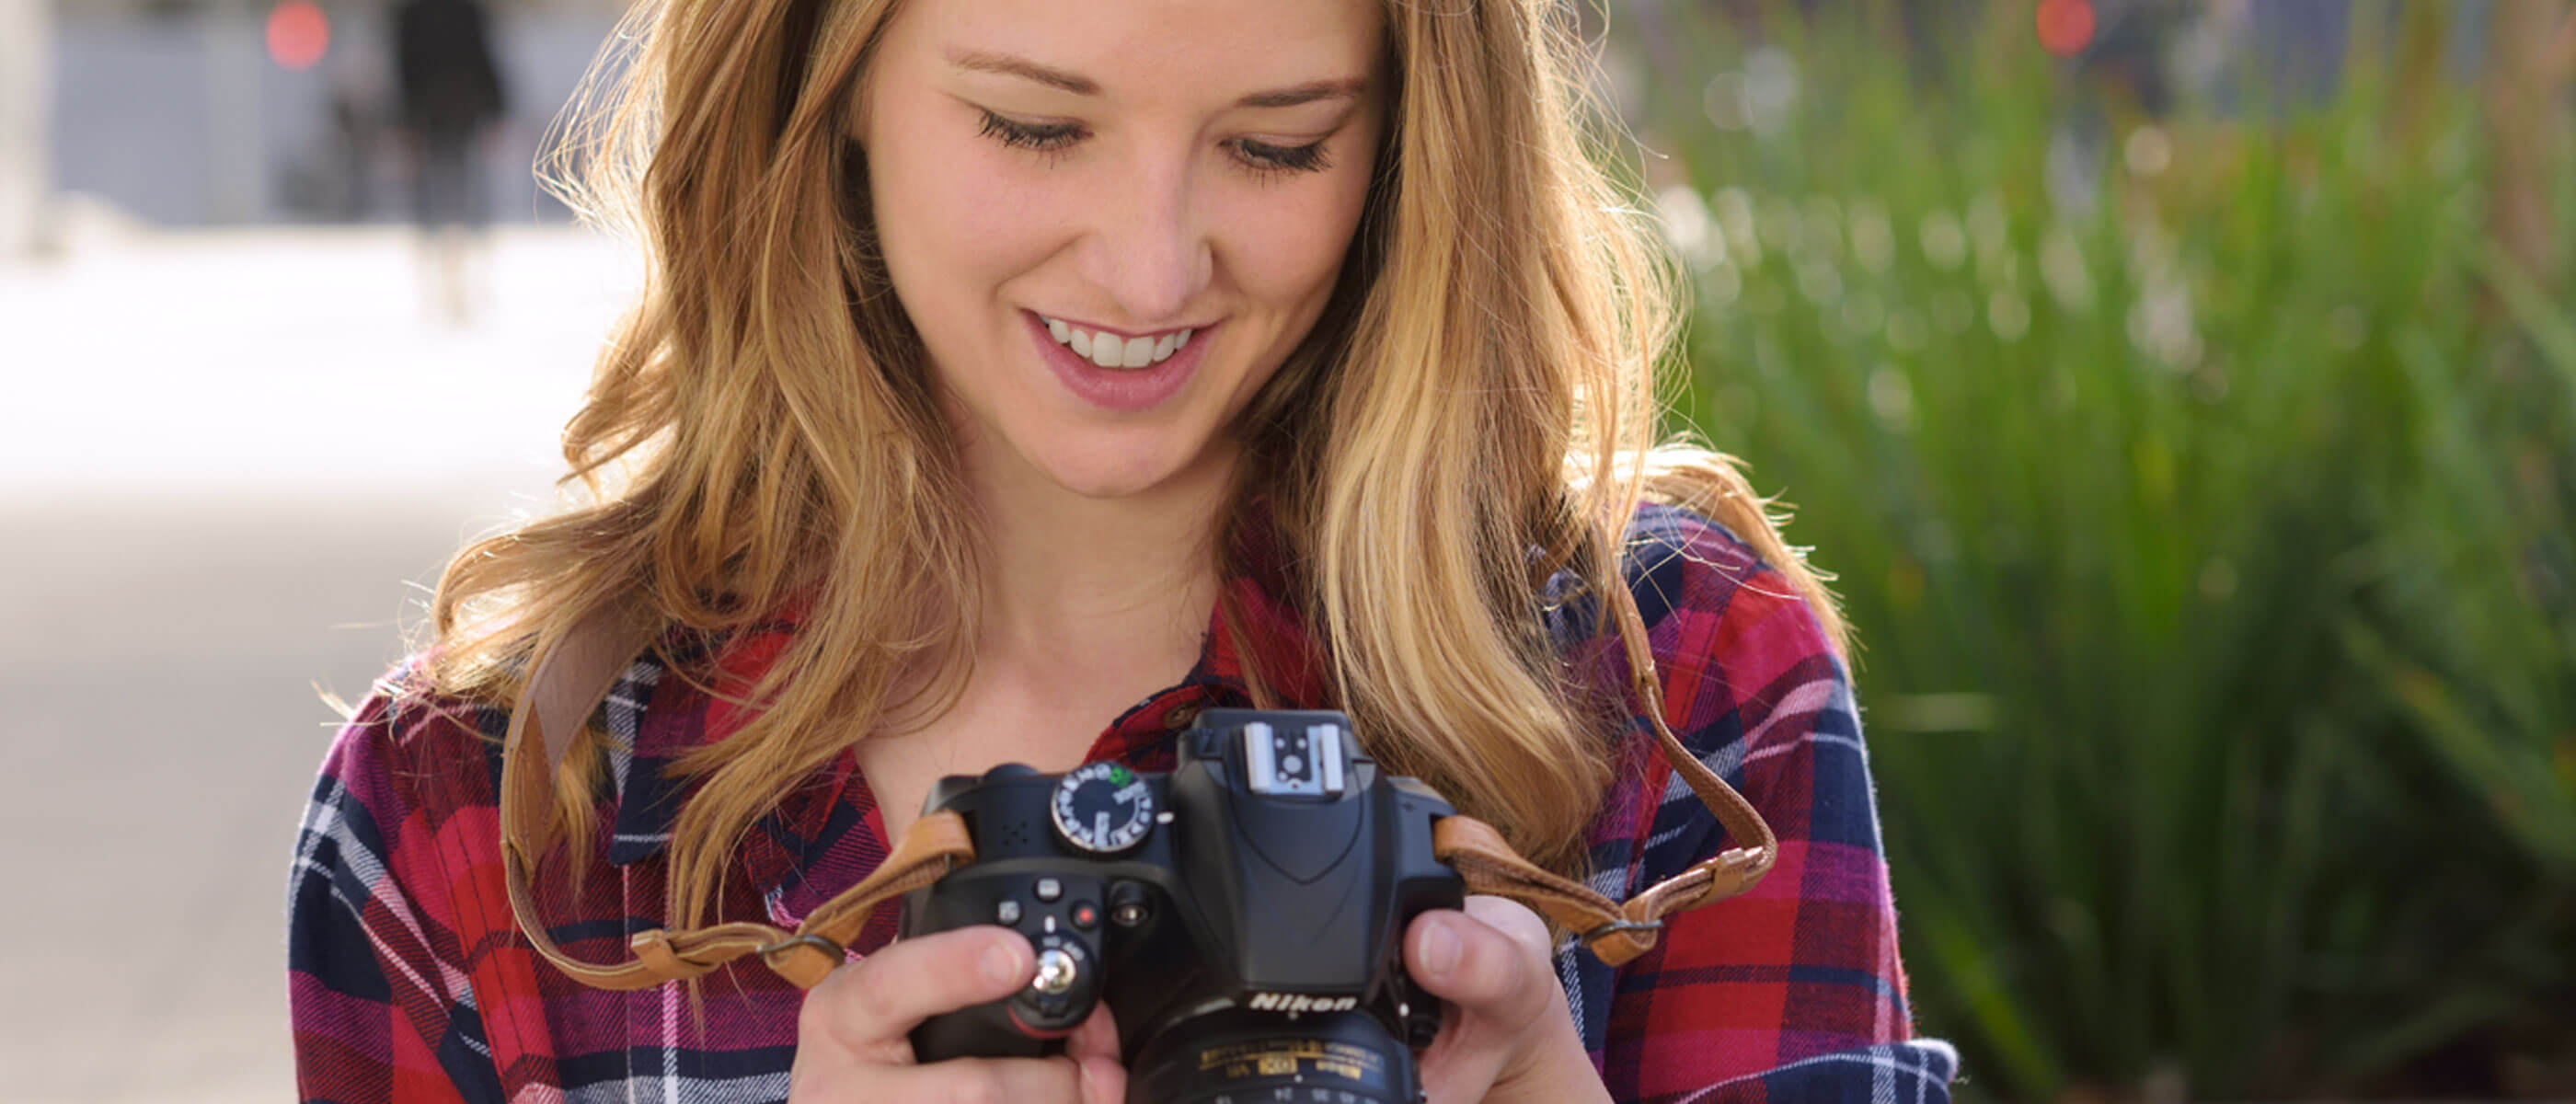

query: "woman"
left=286, top=0, right=1957, bottom=1099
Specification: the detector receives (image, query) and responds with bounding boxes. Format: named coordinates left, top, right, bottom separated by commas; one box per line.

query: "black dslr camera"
left=901, top=708, right=1465, bottom=1104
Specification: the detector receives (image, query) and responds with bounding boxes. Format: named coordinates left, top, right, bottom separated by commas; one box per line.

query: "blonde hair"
left=421, top=0, right=1846, bottom=936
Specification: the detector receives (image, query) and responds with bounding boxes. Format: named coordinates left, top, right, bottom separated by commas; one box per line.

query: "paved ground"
left=0, top=222, right=638, bottom=1102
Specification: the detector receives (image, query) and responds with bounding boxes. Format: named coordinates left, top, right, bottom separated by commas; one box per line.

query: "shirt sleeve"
left=286, top=686, right=502, bottom=1103
left=1574, top=508, right=1960, bottom=1103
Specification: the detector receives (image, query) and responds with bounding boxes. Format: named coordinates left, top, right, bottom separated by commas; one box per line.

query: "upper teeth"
left=1043, top=316, right=1196, bottom=370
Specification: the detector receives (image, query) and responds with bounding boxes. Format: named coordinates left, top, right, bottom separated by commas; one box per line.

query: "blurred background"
left=0, top=1, right=2569, bottom=1101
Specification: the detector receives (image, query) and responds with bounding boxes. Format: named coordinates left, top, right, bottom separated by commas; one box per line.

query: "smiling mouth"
left=1033, top=312, right=1205, bottom=371
left=1027, top=309, right=1217, bottom=413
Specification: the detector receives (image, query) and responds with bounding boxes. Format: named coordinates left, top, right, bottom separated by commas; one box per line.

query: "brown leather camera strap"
left=1429, top=579, right=1777, bottom=967
left=497, top=603, right=977, bottom=991
left=497, top=581, right=1775, bottom=990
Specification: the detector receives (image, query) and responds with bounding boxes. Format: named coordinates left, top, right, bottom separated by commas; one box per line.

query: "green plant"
left=1605, top=2, right=2576, bottom=1098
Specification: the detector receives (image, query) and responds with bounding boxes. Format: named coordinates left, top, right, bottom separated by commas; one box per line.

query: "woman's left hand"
left=1403, top=895, right=1613, bottom=1104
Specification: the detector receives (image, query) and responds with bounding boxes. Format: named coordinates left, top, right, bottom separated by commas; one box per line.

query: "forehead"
left=891, top=0, right=1386, bottom=104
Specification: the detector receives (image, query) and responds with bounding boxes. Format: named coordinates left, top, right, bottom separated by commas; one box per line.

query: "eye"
left=975, top=109, right=1335, bottom=181
left=975, top=109, right=1081, bottom=163
left=1237, top=138, right=1333, bottom=179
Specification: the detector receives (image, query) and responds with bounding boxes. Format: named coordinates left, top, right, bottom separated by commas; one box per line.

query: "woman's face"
left=852, top=0, right=1386, bottom=503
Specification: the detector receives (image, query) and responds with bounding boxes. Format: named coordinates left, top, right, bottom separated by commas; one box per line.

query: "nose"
left=1078, top=144, right=1208, bottom=327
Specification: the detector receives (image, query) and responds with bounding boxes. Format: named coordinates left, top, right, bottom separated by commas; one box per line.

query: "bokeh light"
left=2036, top=0, right=2096, bottom=58
left=266, top=2, right=330, bottom=72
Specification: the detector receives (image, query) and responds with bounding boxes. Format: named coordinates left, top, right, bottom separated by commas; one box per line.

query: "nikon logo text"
left=1247, top=993, right=1358, bottom=1014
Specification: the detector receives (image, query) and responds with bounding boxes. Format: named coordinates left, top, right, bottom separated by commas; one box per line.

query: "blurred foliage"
left=1611, top=2, right=2576, bottom=1098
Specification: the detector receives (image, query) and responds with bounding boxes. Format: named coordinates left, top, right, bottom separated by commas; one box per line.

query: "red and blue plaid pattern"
left=288, top=502, right=1957, bottom=1101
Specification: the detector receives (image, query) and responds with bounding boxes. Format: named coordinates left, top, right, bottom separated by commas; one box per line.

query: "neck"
left=962, top=449, right=1235, bottom=671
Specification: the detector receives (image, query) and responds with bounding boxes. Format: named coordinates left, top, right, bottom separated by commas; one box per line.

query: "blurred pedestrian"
left=392, top=0, right=510, bottom=323
left=322, top=49, right=387, bottom=222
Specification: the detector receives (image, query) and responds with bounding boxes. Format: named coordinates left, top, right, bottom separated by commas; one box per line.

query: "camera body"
left=900, top=707, right=1464, bottom=1104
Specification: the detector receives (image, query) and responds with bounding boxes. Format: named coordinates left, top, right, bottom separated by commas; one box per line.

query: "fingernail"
left=983, top=941, right=1023, bottom=987
left=1420, top=916, right=1460, bottom=977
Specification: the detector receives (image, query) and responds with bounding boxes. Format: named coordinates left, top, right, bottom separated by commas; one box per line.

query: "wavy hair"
left=420, top=0, right=1847, bottom=936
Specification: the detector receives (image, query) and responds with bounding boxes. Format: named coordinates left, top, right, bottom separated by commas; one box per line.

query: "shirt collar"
left=1201, top=502, right=1331, bottom=708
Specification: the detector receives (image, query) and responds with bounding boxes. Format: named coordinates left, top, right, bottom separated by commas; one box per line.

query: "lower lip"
left=1027, top=310, right=1213, bottom=413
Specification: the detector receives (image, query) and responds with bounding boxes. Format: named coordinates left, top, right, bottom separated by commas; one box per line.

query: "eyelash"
left=974, top=109, right=1335, bottom=180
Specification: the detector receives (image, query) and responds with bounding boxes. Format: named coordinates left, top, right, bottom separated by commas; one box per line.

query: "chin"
left=1051, top=463, right=1187, bottom=502
left=1029, top=442, right=1194, bottom=502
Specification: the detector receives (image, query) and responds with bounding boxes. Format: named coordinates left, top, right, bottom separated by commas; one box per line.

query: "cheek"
left=1231, top=172, right=1374, bottom=326
left=868, top=116, right=1052, bottom=297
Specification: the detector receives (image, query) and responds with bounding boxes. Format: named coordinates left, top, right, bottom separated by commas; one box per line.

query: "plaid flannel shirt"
left=288, top=501, right=1958, bottom=1102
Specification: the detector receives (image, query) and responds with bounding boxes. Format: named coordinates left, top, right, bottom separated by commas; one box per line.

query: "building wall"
left=1, top=0, right=47, bottom=251
left=51, top=0, right=634, bottom=225
left=64, top=0, right=632, bottom=17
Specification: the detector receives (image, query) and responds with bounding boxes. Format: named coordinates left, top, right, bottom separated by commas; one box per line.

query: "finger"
left=880, top=1053, right=1090, bottom=1104
left=1063, top=1000, right=1121, bottom=1063
left=801, top=926, right=1034, bottom=1054
left=1460, top=894, right=1554, bottom=960
left=1405, top=898, right=1555, bottom=1023
left=1063, top=1003, right=1126, bottom=1104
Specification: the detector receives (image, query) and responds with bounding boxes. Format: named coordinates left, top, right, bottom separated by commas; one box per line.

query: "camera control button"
left=1034, top=877, right=1063, bottom=902
left=995, top=900, right=1022, bottom=925
left=1031, top=948, right=1079, bottom=995
left=1070, top=902, right=1098, bottom=930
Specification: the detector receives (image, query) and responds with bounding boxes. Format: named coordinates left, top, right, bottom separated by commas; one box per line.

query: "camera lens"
left=1128, top=1005, right=1416, bottom=1104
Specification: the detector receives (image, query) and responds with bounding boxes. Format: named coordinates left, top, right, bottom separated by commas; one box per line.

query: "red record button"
left=1071, top=902, right=1098, bottom=930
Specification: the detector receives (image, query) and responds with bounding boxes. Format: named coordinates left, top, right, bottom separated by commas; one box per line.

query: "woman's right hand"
left=788, top=925, right=1127, bottom=1103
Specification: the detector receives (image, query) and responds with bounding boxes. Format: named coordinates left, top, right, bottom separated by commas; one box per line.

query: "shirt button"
left=1163, top=705, right=1200, bottom=730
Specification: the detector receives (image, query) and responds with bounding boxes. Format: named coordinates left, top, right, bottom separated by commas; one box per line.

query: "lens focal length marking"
left=1197, top=1039, right=1386, bottom=1081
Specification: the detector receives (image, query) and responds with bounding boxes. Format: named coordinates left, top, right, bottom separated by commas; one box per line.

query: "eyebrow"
left=945, top=48, right=1369, bottom=109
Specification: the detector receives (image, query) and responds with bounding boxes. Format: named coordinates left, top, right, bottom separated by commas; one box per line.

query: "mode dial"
left=1048, top=761, right=1156, bottom=855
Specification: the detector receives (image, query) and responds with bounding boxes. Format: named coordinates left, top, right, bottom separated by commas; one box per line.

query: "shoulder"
left=289, top=641, right=689, bottom=969
left=1559, top=499, right=1862, bottom=879
left=1568, top=500, right=1848, bottom=757
left=298, top=660, right=519, bottom=902
left=288, top=659, right=515, bottom=1044
left=1616, top=500, right=1816, bottom=648
left=1555, top=507, right=1937, bottom=1095
left=314, top=661, right=510, bottom=817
